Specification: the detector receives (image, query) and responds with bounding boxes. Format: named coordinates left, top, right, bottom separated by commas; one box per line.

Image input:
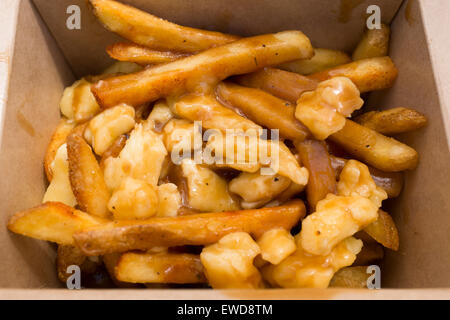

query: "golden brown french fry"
left=106, top=42, right=190, bottom=65
left=44, top=119, right=75, bottom=181
left=330, top=155, right=404, bottom=198
left=329, top=120, right=418, bottom=172
left=279, top=48, right=351, bottom=75
left=67, top=134, right=111, bottom=218
left=329, top=266, right=370, bottom=288
left=56, top=245, right=87, bottom=283
left=309, top=57, right=398, bottom=93
left=92, top=31, right=313, bottom=108
left=235, top=67, right=318, bottom=103
left=217, top=82, right=309, bottom=141
left=102, top=253, right=141, bottom=288
left=89, top=0, right=239, bottom=52
left=354, top=107, right=427, bottom=135
left=7, top=202, right=106, bottom=245
left=364, top=209, right=399, bottom=251
left=353, top=242, right=384, bottom=266
left=295, top=140, right=336, bottom=210
left=352, top=24, right=390, bottom=61
left=115, top=252, right=206, bottom=284
left=73, top=200, right=306, bottom=256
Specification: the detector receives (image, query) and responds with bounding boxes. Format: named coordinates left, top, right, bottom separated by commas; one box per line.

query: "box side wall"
left=0, top=0, right=74, bottom=288
left=368, top=0, right=450, bottom=288
left=33, top=0, right=402, bottom=78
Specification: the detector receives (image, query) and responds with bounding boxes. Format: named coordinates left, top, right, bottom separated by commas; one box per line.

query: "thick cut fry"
left=90, top=0, right=239, bottom=52
left=44, top=119, right=75, bottom=181
left=235, top=67, right=318, bottom=103
left=309, top=57, right=398, bottom=93
left=67, top=134, right=111, bottom=218
left=280, top=48, right=351, bottom=75
left=353, top=242, right=384, bottom=266
left=329, top=119, right=419, bottom=172
left=217, top=82, right=309, bottom=141
left=352, top=24, right=390, bottom=61
left=56, top=245, right=101, bottom=283
left=107, top=42, right=189, bottom=65
left=91, top=31, right=314, bottom=108
left=103, top=253, right=140, bottom=288
left=364, top=209, right=399, bottom=250
left=295, top=140, right=336, bottom=210
left=115, top=252, right=206, bottom=284
left=73, top=200, right=306, bottom=256
left=354, top=107, right=427, bottom=135
left=329, top=266, right=370, bottom=288
left=7, top=202, right=105, bottom=245
left=330, top=155, right=403, bottom=198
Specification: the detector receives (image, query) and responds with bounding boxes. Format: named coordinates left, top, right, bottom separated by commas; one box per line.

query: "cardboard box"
left=0, top=0, right=449, bottom=299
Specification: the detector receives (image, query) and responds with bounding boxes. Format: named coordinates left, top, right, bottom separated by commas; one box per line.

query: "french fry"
left=7, top=202, right=106, bottom=245
left=329, top=266, right=370, bottom=288
left=234, top=67, right=318, bottom=103
left=216, top=82, right=310, bottom=141
left=330, top=155, right=404, bottom=198
left=279, top=48, right=351, bottom=75
left=354, top=107, right=427, bottom=135
left=309, top=57, right=398, bottom=93
left=102, top=253, right=141, bottom=288
left=364, top=209, right=399, bottom=251
left=295, top=140, right=336, bottom=210
left=56, top=245, right=87, bottom=283
left=89, top=0, right=239, bottom=52
left=352, top=24, right=390, bottom=61
left=329, top=119, right=419, bottom=172
left=107, top=42, right=190, bottom=65
left=115, top=252, right=206, bottom=284
left=67, top=133, right=111, bottom=218
left=353, top=242, right=384, bottom=266
left=73, top=200, right=306, bottom=256
left=91, top=31, right=314, bottom=108
left=44, top=119, right=75, bottom=181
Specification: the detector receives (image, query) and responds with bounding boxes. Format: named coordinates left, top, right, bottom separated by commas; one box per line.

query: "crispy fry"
left=91, top=31, right=314, bottom=108
left=309, top=57, right=398, bottom=93
left=235, top=67, right=318, bottom=103
left=56, top=245, right=87, bottom=283
left=89, top=0, right=239, bottom=52
left=354, top=107, right=427, bottom=135
left=364, top=209, right=399, bottom=251
left=280, top=48, right=351, bottom=75
left=353, top=242, right=384, bottom=266
left=73, top=200, right=306, bottom=256
left=352, top=24, right=390, bottom=60
left=330, top=155, right=403, bottom=198
left=329, top=119, right=419, bottom=172
left=44, top=119, right=75, bottom=181
left=115, top=252, right=206, bottom=284
left=107, top=42, right=190, bottom=65
left=102, top=253, right=140, bottom=288
left=295, top=140, right=336, bottom=210
left=67, top=134, right=111, bottom=218
left=217, top=82, right=309, bottom=141
left=329, top=266, right=370, bottom=288
left=7, top=202, right=106, bottom=245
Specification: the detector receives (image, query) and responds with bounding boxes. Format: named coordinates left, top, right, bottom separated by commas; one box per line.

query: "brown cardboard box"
left=0, top=0, right=449, bottom=299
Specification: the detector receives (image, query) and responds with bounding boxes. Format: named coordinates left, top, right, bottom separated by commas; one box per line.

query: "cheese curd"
left=103, top=123, right=168, bottom=191
left=181, top=158, right=239, bottom=212
left=337, top=159, right=387, bottom=207
left=262, top=237, right=363, bottom=288
left=156, top=183, right=182, bottom=217
left=200, top=232, right=263, bottom=289
left=42, top=144, right=77, bottom=207
left=108, top=177, right=158, bottom=220
left=295, top=77, right=363, bottom=140
left=84, top=104, right=135, bottom=155
left=147, top=101, right=174, bottom=131
left=257, top=228, right=297, bottom=265
left=299, top=193, right=378, bottom=255
left=229, top=171, right=290, bottom=203
left=60, top=78, right=101, bottom=123
left=162, top=119, right=198, bottom=153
